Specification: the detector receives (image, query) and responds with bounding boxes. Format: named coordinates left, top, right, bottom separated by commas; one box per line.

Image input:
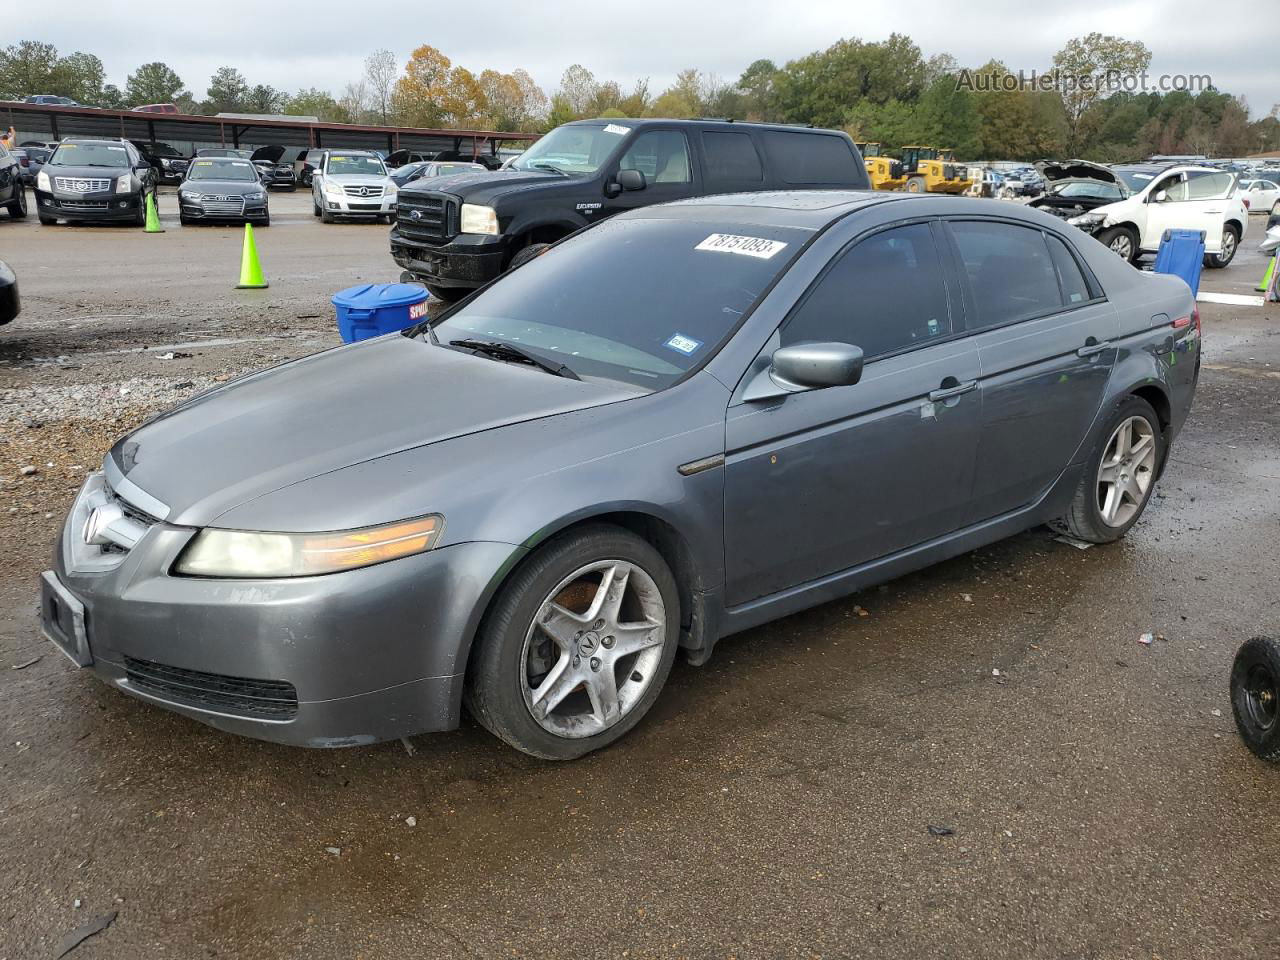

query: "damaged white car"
left=1037, top=160, right=1248, bottom=268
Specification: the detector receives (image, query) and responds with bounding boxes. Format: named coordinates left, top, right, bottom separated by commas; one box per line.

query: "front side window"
left=782, top=222, right=952, bottom=359
left=619, top=131, right=691, bottom=184
left=430, top=217, right=807, bottom=390
left=1153, top=174, right=1187, bottom=201
left=950, top=220, right=1064, bottom=327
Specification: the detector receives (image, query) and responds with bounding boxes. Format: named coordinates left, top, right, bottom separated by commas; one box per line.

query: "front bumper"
left=43, top=473, right=522, bottom=747
left=390, top=231, right=507, bottom=290
left=179, top=196, right=269, bottom=221
left=35, top=189, right=144, bottom=221
left=266, top=170, right=296, bottom=188
left=320, top=191, right=397, bottom=218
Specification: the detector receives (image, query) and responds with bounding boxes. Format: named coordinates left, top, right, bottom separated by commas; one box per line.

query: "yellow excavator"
left=900, top=146, right=970, bottom=194
left=855, top=141, right=907, bottom=192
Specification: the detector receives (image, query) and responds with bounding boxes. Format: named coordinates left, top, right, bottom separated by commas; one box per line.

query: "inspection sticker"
left=603, top=123, right=630, bottom=136
left=694, top=234, right=788, bottom=259
left=665, top=333, right=703, bottom=355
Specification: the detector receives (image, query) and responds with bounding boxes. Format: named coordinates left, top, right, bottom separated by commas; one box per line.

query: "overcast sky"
left=13, top=0, right=1278, bottom=118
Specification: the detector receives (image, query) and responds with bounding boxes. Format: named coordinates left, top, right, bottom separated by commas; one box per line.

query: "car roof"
left=563, top=117, right=842, bottom=135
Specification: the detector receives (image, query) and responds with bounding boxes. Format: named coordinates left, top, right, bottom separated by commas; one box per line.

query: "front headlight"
left=37, top=170, right=50, bottom=191
left=460, top=203, right=499, bottom=235
left=323, top=178, right=345, bottom=196
left=1068, top=212, right=1105, bottom=227
left=174, top=515, right=443, bottom=578
left=179, top=190, right=200, bottom=201
left=245, top=190, right=265, bottom=201
left=116, top=174, right=132, bottom=194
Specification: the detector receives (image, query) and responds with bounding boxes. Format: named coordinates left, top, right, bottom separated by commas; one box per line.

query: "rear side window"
left=1045, top=234, right=1095, bottom=305
left=782, top=222, right=951, bottom=359
left=1186, top=171, right=1235, bottom=199
left=761, top=131, right=863, bottom=185
left=950, top=221, right=1064, bottom=327
left=702, top=132, right=763, bottom=184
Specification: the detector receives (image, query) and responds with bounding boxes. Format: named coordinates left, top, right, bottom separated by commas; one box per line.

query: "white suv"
left=311, top=150, right=398, bottom=224
left=1044, top=161, right=1248, bottom=268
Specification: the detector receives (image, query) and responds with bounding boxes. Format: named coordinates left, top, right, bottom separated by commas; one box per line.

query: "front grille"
left=123, top=656, right=299, bottom=720
left=396, top=192, right=454, bottom=242
left=343, top=184, right=384, bottom=197
left=55, top=177, right=111, bottom=192
left=200, top=195, right=246, bottom=215
left=59, top=200, right=110, bottom=209
left=348, top=202, right=381, bottom=211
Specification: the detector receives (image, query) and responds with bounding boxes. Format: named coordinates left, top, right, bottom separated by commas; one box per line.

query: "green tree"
left=247, top=84, right=285, bottom=114
left=126, top=62, right=186, bottom=106
left=205, top=66, right=250, bottom=113
left=285, top=87, right=350, bottom=122
left=54, top=51, right=106, bottom=104
left=0, top=41, right=60, bottom=100
left=737, top=59, right=779, bottom=121
left=1051, top=33, right=1152, bottom=153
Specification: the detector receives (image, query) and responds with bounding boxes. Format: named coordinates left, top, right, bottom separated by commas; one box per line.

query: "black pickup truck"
left=391, top=118, right=870, bottom=301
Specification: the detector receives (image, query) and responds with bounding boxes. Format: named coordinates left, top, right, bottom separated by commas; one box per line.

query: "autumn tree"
left=365, top=49, right=398, bottom=124
left=1051, top=33, right=1152, bottom=153
left=393, top=45, right=453, bottom=127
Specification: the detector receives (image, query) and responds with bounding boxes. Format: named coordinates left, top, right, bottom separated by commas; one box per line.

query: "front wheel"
left=465, top=525, right=680, bottom=759
left=904, top=176, right=926, bottom=194
left=38, top=213, right=56, bottom=225
left=320, top=207, right=335, bottom=223
left=1055, top=396, right=1164, bottom=543
left=1232, top=637, right=1280, bottom=761
left=424, top=283, right=461, bottom=302
left=509, top=242, right=550, bottom=270
left=1097, top=226, right=1139, bottom=263
left=1205, top=225, right=1239, bottom=269
left=6, top=185, right=27, bottom=219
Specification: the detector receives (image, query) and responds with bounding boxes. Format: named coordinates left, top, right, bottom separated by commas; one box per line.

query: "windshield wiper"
left=447, top=338, right=580, bottom=380
left=528, top=161, right=569, bottom=176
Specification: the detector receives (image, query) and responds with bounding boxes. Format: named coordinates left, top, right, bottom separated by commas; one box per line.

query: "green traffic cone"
left=144, top=192, right=164, bottom=233
left=235, top=223, right=269, bottom=289
left=1258, top=253, right=1277, bottom=293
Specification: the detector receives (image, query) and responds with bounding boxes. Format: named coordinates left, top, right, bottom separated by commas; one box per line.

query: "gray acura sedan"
left=41, top=192, right=1200, bottom=759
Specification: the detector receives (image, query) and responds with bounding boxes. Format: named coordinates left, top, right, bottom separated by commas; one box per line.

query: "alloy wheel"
left=16, top=186, right=26, bottom=214
left=1096, top=415, right=1156, bottom=527
left=1220, top=229, right=1237, bottom=263
left=1109, top=234, right=1133, bottom=259
left=520, top=559, right=667, bottom=739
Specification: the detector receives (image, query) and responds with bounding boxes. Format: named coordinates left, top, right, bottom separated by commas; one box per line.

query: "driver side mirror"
left=1152, top=189, right=1169, bottom=203
left=606, top=169, right=646, bottom=196
left=743, top=342, right=865, bottom=402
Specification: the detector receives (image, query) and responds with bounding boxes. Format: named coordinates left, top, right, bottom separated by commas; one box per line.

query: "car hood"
left=1036, top=159, right=1128, bottom=194
left=44, top=164, right=132, bottom=181
left=250, top=145, right=286, bottom=164
left=404, top=169, right=568, bottom=205
left=109, top=335, right=638, bottom=527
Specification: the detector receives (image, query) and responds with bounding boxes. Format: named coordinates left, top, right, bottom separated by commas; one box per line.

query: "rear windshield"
left=760, top=131, right=866, bottom=186
left=50, top=142, right=130, bottom=168
left=429, top=217, right=809, bottom=390
left=187, top=159, right=258, bottom=181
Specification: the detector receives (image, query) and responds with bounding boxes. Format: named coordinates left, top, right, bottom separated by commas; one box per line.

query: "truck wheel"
left=465, top=524, right=680, bottom=760
left=509, top=243, right=550, bottom=270
left=1205, top=225, right=1239, bottom=269
left=1055, top=395, right=1163, bottom=543
left=905, top=177, right=926, bottom=193
left=1232, top=637, right=1280, bottom=761
left=1097, top=226, right=1139, bottom=264
left=425, top=283, right=460, bottom=302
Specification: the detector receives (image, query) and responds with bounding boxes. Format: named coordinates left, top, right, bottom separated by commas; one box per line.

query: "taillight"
left=1243, top=197, right=1251, bottom=210
left=1173, top=308, right=1201, bottom=334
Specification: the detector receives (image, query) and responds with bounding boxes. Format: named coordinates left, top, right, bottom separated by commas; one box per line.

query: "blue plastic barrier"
left=1153, top=229, right=1206, bottom=295
left=331, top=283, right=430, bottom=343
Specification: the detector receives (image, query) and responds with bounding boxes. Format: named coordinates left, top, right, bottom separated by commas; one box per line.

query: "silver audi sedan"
left=42, top=191, right=1200, bottom=759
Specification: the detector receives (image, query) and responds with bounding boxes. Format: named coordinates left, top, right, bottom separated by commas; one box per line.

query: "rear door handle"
left=1076, top=340, right=1112, bottom=358
left=928, top=379, right=978, bottom=402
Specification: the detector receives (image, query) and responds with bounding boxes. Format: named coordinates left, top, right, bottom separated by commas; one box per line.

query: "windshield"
left=327, top=155, right=386, bottom=177
left=200, top=148, right=252, bottom=159
left=430, top=217, right=807, bottom=390
left=146, top=143, right=182, bottom=157
left=1054, top=181, right=1123, bottom=199
left=1114, top=168, right=1156, bottom=191
left=431, top=163, right=482, bottom=176
left=50, top=142, right=130, bottom=168
left=187, top=159, right=258, bottom=182
left=511, top=123, right=629, bottom=175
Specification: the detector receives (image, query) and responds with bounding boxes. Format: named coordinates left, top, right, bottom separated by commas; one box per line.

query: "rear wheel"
left=465, top=525, right=680, bottom=759
left=424, top=283, right=461, bottom=302
left=1205, top=224, right=1239, bottom=268
left=1097, top=226, right=1139, bottom=264
left=6, top=184, right=27, bottom=219
left=905, top=176, right=927, bottom=194
left=1056, top=396, right=1163, bottom=543
left=1232, top=637, right=1280, bottom=761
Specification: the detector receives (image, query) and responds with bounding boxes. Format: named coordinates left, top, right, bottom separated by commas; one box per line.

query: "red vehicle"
left=130, top=103, right=180, bottom=115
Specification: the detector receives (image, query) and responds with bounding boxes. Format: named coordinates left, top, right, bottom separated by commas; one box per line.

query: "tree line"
left=2, top=35, right=1276, bottom=160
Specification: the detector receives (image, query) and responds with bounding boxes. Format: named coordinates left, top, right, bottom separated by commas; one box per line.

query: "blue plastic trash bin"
left=1153, top=229, right=1206, bottom=295
left=331, top=283, right=430, bottom=343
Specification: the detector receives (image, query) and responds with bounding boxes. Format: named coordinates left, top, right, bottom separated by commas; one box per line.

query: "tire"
left=424, top=283, right=461, bottom=302
left=179, top=213, right=192, bottom=226
left=134, top=192, right=148, bottom=227
left=256, top=213, right=270, bottom=227
left=1055, top=395, right=1164, bottom=543
left=312, top=199, right=321, bottom=217
left=509, top=242, right=550, bottom=270
left=1205, top=224, right=1239, bottom=269
left=1097, top=226, right=1139, bottom=264
left=465, top=524, right=681, bottom=759
left=6, top=184, right=27, bottom=219
left=1231, top=637, right=1280, bottom=761
left=320, top=207, right=334, bottom=223
left=38, top=213, right=56, bottom=226
left=905, top=176, right=927, bottom=194
left=286, top=185, right=296, bottom=193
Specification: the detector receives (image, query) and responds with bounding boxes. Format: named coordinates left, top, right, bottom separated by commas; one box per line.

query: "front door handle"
left=928, top=379, right=978, bottom=402
left=1076, top=339, right=1112, bottom=358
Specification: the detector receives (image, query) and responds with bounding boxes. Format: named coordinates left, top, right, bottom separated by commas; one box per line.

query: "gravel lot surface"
left=3, top=191, right=1279, bottom=959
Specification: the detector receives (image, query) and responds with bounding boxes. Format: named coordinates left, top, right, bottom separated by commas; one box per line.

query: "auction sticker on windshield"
left=603, top=124, right=630, bottom=136
left=664, top=333, right=703, bottom=355
left=694, top=234, right=788, bottom=259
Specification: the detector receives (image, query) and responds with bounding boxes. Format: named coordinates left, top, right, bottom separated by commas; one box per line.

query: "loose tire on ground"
left=1231, top=637, right=1280, bottom=761
left=1055, top=395, right=1164, bottom=543
left=465, top=524, right=681, bottom=760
